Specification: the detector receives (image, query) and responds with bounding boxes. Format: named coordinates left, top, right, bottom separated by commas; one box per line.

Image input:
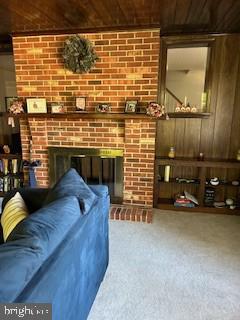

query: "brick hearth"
left=110, top=204, right=153, bottom=223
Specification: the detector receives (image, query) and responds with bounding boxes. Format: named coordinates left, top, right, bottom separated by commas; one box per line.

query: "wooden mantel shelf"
left=2, top=112, right=211, bottom=120
left=13, top=112, right=153, bottom=120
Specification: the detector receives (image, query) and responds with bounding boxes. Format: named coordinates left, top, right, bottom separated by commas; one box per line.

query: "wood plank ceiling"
left=0, top=0, right=240, bottom=36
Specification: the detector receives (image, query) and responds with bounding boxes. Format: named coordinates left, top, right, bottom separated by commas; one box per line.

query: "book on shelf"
left=174, top=202, right=195, bottom=208
left=175, top=198, right=191, bottom=204
left=0, top=157, right=23, bottom=193
left=0, top=158, right=22, bottom=175
left=0, top=176, right=23, bottom=193
left=174, top=191, right=198, bottom=208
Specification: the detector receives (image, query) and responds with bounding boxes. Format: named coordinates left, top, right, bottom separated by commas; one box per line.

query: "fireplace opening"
left=49, top=147, right=123, bottom=204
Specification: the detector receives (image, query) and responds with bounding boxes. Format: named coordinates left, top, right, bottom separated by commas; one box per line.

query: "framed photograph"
left=26, top=98, right=47, bottom=113
left=76, top=97, right=86, bottom=111
left=5, top=96, right=17, bottom=112
left=50, top=102, right=66, bottom=113
left=95, top=104, right=111, bottom=113
left=125, top=100, right=138, bottom=113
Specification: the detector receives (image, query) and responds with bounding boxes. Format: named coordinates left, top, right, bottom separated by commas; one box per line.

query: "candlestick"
left=184, top=96, right=187, bottom=106
left=164, top=92, right=167, bottom=107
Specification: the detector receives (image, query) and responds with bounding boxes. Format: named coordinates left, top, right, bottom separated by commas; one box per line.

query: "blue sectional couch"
left=0, top=169, right=110, bottom=320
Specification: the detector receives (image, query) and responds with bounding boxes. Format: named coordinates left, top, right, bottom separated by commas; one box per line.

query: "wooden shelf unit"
left=154, top=157, right=240, bottom=214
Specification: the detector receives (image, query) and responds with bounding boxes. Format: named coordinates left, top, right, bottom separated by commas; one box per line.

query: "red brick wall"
left=13, top=29, right=160, bottom=207
left=13, top=30, right=160, bottom=112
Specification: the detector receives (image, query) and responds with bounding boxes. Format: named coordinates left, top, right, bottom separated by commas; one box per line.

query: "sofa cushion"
left=89, top=185, right=109, bottom=198
left=0, top=196, right=81, bottom=302
left=1, top=192, right=29, bottom=242
left=44, top=168, right=96, bottom=214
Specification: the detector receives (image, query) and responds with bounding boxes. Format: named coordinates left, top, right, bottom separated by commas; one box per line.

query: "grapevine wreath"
left=62, top=35, right=98, bottom=74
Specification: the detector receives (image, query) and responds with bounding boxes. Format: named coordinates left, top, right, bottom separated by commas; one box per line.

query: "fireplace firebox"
left=49, top=147, right=123, bottom=203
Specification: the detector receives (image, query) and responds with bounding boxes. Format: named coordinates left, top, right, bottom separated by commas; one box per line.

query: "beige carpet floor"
left=88, top=210, right=240, bottom=320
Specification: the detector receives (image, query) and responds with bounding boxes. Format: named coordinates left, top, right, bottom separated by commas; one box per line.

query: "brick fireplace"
left=19, top=116, right=156, bottom=207
left=13, top=29, right=160, bottom=208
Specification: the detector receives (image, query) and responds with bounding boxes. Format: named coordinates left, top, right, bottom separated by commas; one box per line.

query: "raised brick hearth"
left=13, top=29, right=160, bottom=208
left=110, top=204, right=153, bottom=223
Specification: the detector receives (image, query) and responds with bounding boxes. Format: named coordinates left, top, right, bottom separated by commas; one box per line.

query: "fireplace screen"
left=49, top=147, right=123, bottom=203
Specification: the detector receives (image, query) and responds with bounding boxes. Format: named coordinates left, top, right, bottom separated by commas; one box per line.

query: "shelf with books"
left=0, top=154, right=23, bottom=195
left=154, top=157, right=240, bottom=214
left=157, top=200, right=240, bottom=215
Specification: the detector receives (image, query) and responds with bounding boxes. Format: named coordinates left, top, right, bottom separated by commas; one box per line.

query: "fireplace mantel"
left=6, top=112, right=211, bottom=120
left=12, top=112, right=153, bottom=120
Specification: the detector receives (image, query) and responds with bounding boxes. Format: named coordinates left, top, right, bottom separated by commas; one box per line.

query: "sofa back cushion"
left=0, top=196, right=81, bottom=302
left=44, top=168, right=96, bottom=214
left=1, top=192, right=29, bottom=242
left=2, top=188, right=50, bottom=214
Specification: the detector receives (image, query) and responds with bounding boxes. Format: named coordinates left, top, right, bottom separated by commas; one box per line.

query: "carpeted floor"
left=88, top=210, right=240, bottom=320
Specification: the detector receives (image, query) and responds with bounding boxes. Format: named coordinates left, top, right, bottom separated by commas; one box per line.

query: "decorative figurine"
left=191, top=106, right=197, bottom=112
left=168, top=147, right=175, bottom=159
left=180, top=105, right=186, bottom=112
left=3, top=145, right=10, bottom=154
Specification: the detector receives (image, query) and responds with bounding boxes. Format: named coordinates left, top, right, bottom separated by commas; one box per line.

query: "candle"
left=164, top=165, right=170, bottom=182
left=184, top=96, right=187, bottom=106
left=201, top=92, right=207, bottom=110
left=164, top=92, right=167, bottom=106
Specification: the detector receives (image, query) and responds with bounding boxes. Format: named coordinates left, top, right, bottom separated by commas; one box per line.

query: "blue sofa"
left=0, top=178, right=109, bottom=320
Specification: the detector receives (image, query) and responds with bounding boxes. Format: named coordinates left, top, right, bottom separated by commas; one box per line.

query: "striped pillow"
left=1, top=192, right=29, bottom=242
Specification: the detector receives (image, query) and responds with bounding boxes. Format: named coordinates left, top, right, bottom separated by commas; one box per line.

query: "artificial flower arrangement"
left=8, top=98, right=25, bottom=114
left=146, top=102, right=165, bottom=118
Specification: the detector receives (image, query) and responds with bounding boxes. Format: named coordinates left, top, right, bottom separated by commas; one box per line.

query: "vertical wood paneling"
left=173, top=119, right=186, bottom=180
left=212, top=35, right=240, bottom=159
left=156, top=34, right=240, bottom=201
left=157, top=34, right=240, bottom=161
left=173, top=119, right=185, bottom=156
left=183, top=119, right=201, bottom=157
left=229, top=41, right=240, bottom=159
left=199, top=38, right=223, bottom=157
left=155, top=120, right=175, bottom=156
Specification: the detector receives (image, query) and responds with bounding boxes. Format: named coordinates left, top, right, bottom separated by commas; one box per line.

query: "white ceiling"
left=167, top=47, right=208, bottom=71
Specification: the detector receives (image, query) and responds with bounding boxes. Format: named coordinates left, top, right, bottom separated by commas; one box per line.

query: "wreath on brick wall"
left=62, top=35, right=98, bottom=74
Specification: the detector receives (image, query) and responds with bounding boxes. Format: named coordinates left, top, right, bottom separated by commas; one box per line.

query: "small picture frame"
left=50, top=102, right=65, bottom=113
left=5, top=96, right=18, bottom=112
left=125, top=100, right=138, bottom=113
left=76, top=97, right=86, bottom=111
left=26, top=98, right=47, bottom=113
left=96, top=104, right=111, bottom=113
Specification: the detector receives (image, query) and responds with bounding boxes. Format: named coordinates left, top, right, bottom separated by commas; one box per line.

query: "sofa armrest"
left=2, top=188, right=50, bottom=213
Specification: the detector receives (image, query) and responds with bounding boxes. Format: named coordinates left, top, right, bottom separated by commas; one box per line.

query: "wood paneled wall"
left=156, top=34, right=240, bottom=199
left=156, top=34, right=240, bottom=160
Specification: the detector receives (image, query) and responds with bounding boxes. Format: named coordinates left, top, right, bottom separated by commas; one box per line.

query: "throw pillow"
left=1, top=192, right=29, bottom=242
left=44, top=168, right=96, bottom=214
